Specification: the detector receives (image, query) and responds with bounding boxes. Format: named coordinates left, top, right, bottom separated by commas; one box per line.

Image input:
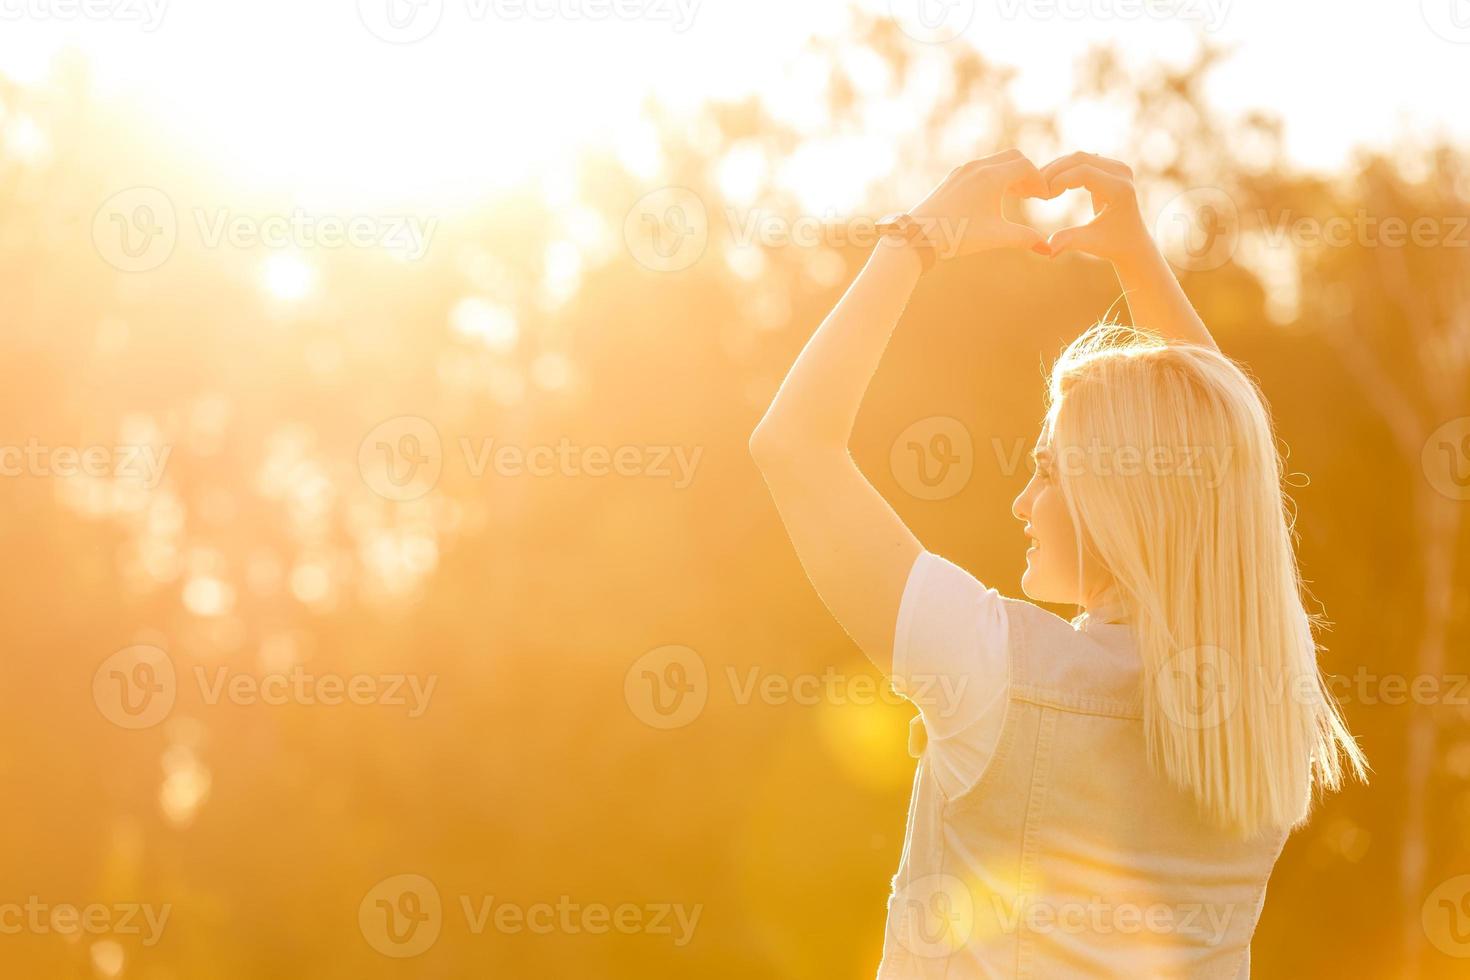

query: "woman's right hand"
left=1035, top=152, right=1153, bottom=264
left=907, top=149, right=1049, bottom=258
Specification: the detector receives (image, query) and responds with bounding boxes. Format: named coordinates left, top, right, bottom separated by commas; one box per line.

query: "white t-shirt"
left=888, top=550, right=1010, bottom=799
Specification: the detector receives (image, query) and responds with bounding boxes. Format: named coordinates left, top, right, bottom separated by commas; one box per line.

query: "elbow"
left=750, top=420, right=837, bottom=472
left=748, top=421, right=786, bottom=468
left=749, top=416, right=809, bottom=470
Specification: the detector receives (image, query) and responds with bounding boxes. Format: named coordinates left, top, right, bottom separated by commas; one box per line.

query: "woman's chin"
left=1019, top=563, right=1038, bottom=600
left=1019, top=560, right=1058, bottom=604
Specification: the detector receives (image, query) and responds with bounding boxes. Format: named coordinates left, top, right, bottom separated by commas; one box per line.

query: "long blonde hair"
left=1043, top=322, right=1367, bottom=838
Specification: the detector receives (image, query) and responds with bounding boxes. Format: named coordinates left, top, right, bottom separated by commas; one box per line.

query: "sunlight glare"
left=262, top=254, right=316, bottom=302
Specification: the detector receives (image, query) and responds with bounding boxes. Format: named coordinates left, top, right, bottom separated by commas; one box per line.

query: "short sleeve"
left=890, top=551, right=1010, bottom=796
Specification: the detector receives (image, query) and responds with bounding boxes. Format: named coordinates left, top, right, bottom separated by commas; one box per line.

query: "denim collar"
left=1074, top=593, right=1129, bottom=630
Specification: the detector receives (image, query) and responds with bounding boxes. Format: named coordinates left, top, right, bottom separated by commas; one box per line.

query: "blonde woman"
left=749, top=150, right=1366, bottom=978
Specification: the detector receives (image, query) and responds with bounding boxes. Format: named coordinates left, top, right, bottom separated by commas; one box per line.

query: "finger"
left=1045, top=213, right=1107, bottom=259
left=983, top=155, right=1047, bottom=199
left=995, top=219, right=1044, bottom=250
left=1038, top=152, right=1131, bottom=193
left=1082, top=154, right=1133, bottom=179
left=1046, top=164, right=1130, bottom=204
left=975, top=148, right=1024, bottom=166
left=956, top=149, right=1023, bottom=180
left=1045, top=226, right=1088, bottom=259
left=1038, top=152, right=1094, bottom=190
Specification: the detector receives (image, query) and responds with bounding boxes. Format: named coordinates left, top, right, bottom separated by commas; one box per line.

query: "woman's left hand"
left=907, top=149, right=1049, bottom=259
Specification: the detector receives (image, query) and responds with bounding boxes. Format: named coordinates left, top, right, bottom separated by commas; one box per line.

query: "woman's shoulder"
left=997, top=596, right=1143, bottom=717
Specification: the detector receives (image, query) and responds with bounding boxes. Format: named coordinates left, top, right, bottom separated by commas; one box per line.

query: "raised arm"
left=1037, top=152, right=1219, bottom=351
left=750, top=150, right=1046, bottom=671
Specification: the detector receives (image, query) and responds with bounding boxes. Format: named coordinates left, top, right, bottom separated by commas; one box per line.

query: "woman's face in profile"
left=1011, top=436, right=1111, bottom=607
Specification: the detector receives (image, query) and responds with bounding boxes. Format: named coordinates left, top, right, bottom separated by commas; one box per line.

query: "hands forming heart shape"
left=907, top=149, right=1151, bottom=265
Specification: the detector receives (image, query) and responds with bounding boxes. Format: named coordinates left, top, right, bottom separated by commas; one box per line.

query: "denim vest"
left=877, top=598, right=1288, bottom=979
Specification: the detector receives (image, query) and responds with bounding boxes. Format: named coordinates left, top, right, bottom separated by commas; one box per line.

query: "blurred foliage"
left=0, top=12, right=1467, bottom=980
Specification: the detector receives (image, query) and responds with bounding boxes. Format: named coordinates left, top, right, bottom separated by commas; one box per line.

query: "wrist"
left=1110, top=239, right=1170, bottom=278
left=876, top=212, right=938, bottom=274
left=870, top=235, right=926, bottom=279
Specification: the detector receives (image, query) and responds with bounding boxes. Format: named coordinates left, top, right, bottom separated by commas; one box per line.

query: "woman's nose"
left=1011, top=483, right=1030, bottom=522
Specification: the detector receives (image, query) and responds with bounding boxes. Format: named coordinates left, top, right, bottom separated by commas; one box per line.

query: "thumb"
left=1046, top=225, right=1092, bottom=259
left=997, top=219, right=1044, bottom=251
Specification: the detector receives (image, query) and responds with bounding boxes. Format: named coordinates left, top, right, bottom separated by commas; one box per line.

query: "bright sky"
left=0, top=0, right=1465, bottom=206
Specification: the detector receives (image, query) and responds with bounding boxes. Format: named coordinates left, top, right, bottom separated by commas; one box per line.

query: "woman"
left=749, top=150, right=1366, bottom=978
